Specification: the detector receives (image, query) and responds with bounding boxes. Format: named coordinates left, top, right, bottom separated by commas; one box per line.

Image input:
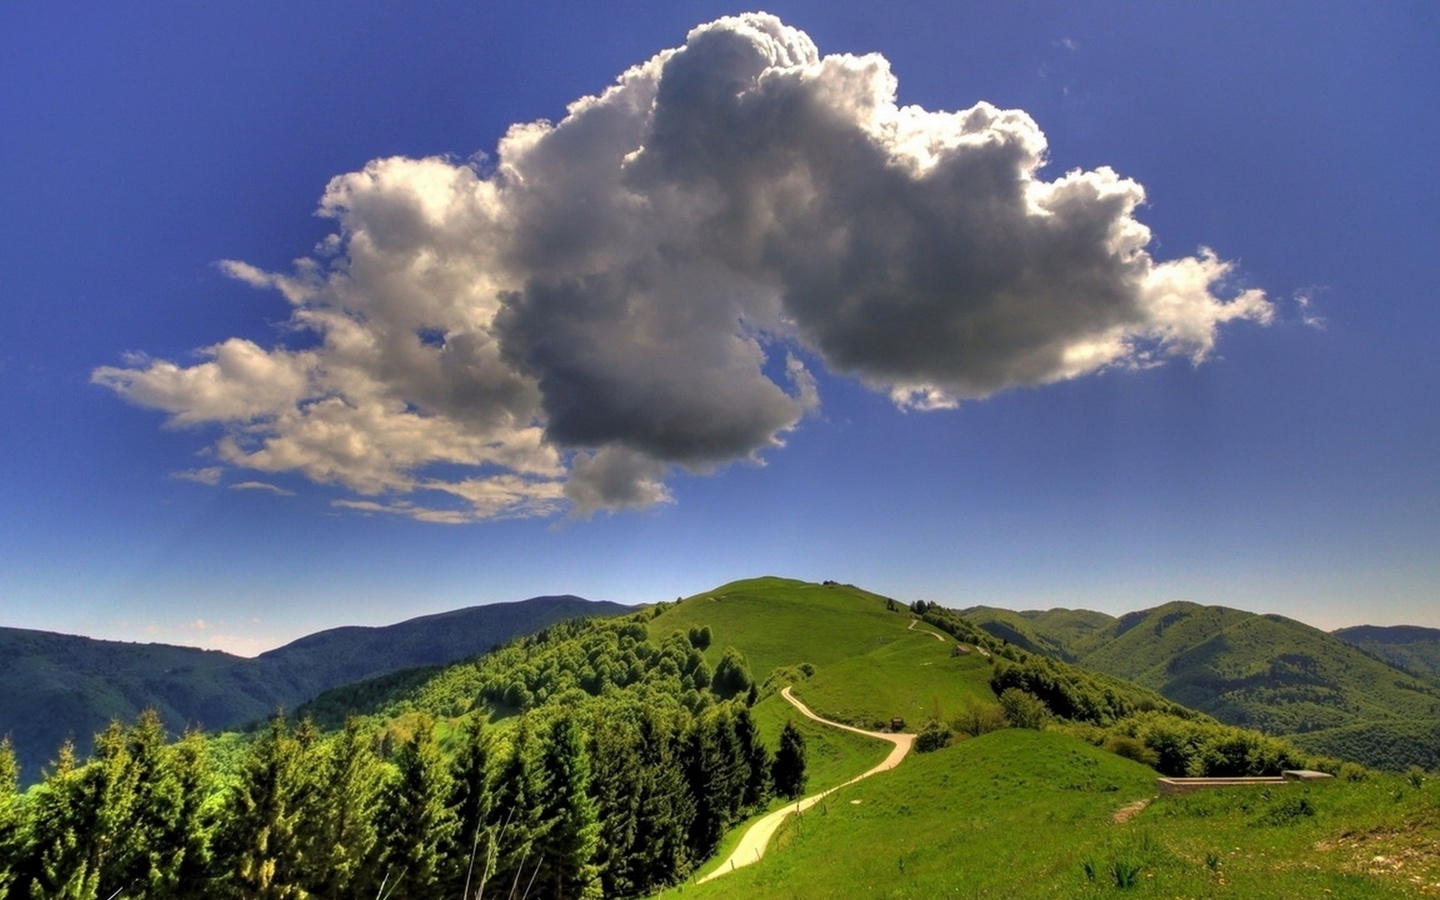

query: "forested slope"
left=0, top=595, right=628, bottom=785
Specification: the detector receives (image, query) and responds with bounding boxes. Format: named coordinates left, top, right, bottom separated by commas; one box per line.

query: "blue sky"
left=2, top=2, right=1436, bottom=655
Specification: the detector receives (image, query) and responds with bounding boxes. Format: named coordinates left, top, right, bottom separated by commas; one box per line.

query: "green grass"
left=663, top=729, right=1440, bottom=899
left=792, top=629, right=998, bottom=730
left=651, top=577, right=915, bottom=682
left=749, top=690, right=892, bottom=791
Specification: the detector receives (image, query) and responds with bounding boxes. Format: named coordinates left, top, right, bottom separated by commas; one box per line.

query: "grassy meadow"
left=664, top=729, right=1440, bottom=899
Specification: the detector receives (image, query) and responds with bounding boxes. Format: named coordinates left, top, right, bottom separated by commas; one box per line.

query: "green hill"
left=1335, top=624, right=1440, bottom=682
left=964, top=600, right=1440, bottom=771
left=651, top=578, right=995, bottom=728
left=0, top=595, right=628, bottom=785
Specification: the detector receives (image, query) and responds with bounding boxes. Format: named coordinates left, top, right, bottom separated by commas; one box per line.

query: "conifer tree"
left=214, top=714, right=312, bottom=900
left=585, top=711, right=641, bottom=898
left=163, top=729, right=216, bottom=900
left=0, top=738, right=20, bottom=899
left=534, top=716, right=601, bottom=899
left=625, top=708, right=693, bottom=891
left=13, top=739, right=77, bottom=898
left=446, top=716, right=494, bottom=899
left=773, top=721, right=808, bottom=800
left=26, top=721, right=140, bottom=900
left=485, top=717, right=547, bottom=897
left=377, top=715, right=457, bottom=899
left=305, top=719, right=384, bottom=899
left=683, top=720, right=724, bottom=860
left=118, top=710, right=201, bottom=899
left=732, top=706, right=772, bottom=811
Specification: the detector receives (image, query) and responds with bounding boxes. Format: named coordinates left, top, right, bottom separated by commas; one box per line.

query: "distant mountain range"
left=9, top=586, right=1439, bottom=785
left=960, top=601, right=1440, bottom=771
left=1333, top=624, right=1440, bottom=680
left=0, top=595, right=630, bottom=785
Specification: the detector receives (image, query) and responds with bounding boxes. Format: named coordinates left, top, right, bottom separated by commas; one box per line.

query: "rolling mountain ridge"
left=962, top=600, right=1440, bottom=770
left=0, top=595, right=629, bottom=784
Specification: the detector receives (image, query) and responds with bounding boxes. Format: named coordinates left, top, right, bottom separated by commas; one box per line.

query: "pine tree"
left=0, top=738, right=20, bottom=899
left=585, top=712, right=640, bottom=898
left=534, top=716, right=601, bottom=899
left=12, top=739, right=75, bottom=898
left=163, top=729, right=216, bottom=900
left=485, top=717, right=547, bottom=897
left=772, top=721, right=808, bottom=800
left=26, top=721, right=140, bottom=900
left=732, top=706, right=772, bottom=812
left=305, top=719, right=384, bottom=900
left=446, top=716, right=493, bottom=899
left=213, top=714, right=312, bottom=900
left=119, top=709, right=204, bottom=899
left=682, top=720, right=724, bottom=860
left=631, top=708, right=693, bottom=890
left=714, top=709, right=750, bottom=826
left=376, top=715, right=457, bottom=899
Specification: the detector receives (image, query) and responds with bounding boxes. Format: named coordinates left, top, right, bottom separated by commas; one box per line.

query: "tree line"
left=0, top=613, right=809, bottom=899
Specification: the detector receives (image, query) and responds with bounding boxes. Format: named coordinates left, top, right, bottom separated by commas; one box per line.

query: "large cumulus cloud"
left=94, top=13, right=1272, bottom=522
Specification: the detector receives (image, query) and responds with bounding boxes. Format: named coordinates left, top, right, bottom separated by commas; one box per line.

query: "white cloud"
left=230, top=481, right=296, bottom=497
left=94, top=13, right=1272, bottom=520
left=171, top=466, right=224, bottom=486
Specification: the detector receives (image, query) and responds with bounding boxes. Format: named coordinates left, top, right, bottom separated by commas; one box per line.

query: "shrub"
left=1255, top=795, right=1316, bottom=826
left=1104, top=735, right=1159, bottom=768
left=952, top=704, right=1006, bottom=738
left=998, top=688, right=1049, bottom=730
left=915, top=721, right=952, bottom=753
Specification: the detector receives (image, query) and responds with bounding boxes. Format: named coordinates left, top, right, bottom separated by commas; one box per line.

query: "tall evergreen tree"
left=683, top=720, right=724, bottom=860
left=773, top=721, right=808, bottom=800
left=118, top=710, right=204, bottom=900
left=485, top=717, right=547, bottom=897
left=377, top=715, right=457, bottom=900
left=163, top=729, right=216, bottom=900
left=732, top=706, right=772, bottom=811
left=305, top=719, right=384, bottom=900
left=0, top=738, right=19, bottom=899
left=213, top=714, right=312, bottom=900
left=446, top=716, right=494, bottom=899
left=585, top=712, right=640, bottom=898
left=534, top=716, right=601, bottom=900
left=25, top=721, right=140, bottom=900
left=13, top=739, right=76, bottom=898
left=712, top=709, right=748, bottom=825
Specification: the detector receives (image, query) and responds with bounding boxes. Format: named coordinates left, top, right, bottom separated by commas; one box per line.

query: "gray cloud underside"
left=92, top=13, right=1271, bottom=522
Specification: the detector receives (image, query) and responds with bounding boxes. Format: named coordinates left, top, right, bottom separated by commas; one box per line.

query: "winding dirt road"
left=696, top=686, right=915, bottom=883
left=908, top=618, right=946, bottom=641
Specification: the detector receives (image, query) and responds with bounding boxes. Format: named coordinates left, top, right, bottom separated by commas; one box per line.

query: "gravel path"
left=696, top=686, right=915, bottom=883
left=908, top=618, right=947, bottom=641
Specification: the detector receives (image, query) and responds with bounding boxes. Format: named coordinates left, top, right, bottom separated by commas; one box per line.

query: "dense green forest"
left=0, top=611, right=798, bottom=899
left=0, top=596, right=631, bottom=787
